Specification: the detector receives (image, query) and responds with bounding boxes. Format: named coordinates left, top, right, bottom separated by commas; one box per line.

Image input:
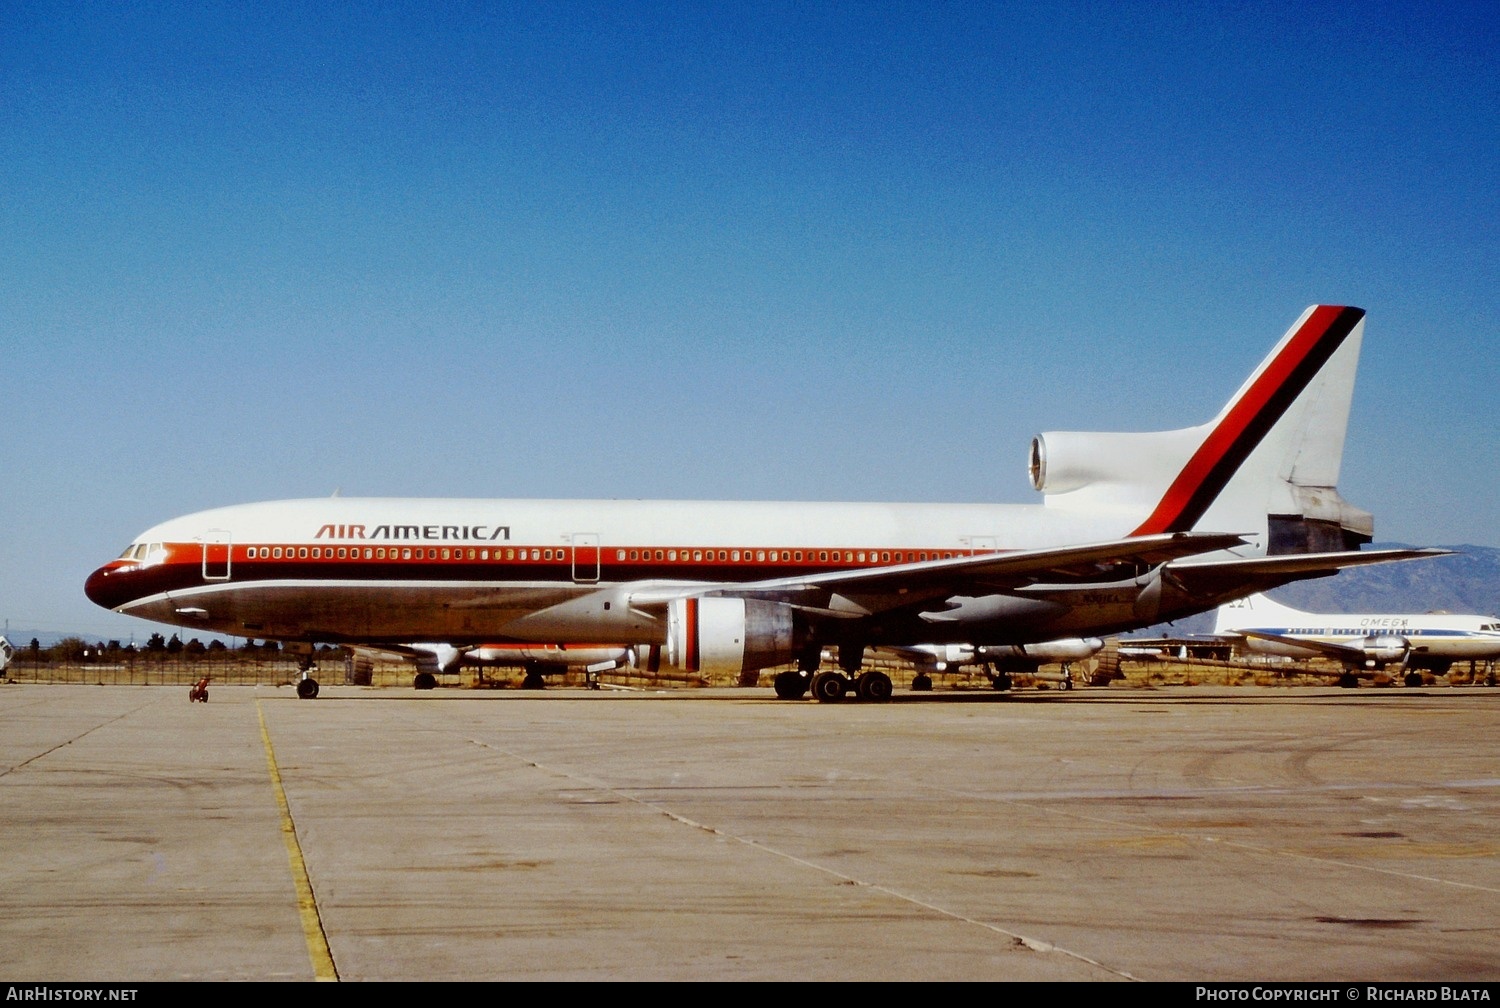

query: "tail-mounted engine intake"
left=1028, top=430, right=1200, bottom=498
left=663, top=597, right=801, bottom=677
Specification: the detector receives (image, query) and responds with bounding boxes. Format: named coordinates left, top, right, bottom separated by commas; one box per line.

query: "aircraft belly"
left=1445, top=640, right=1500, bottom=660
left=157, top=582, right=574, bottom=644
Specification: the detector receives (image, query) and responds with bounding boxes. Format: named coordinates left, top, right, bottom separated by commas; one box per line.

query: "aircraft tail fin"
left=1212, top=591, right=1310, bottom=635
left=1031, top=306, right=1372, bottom=555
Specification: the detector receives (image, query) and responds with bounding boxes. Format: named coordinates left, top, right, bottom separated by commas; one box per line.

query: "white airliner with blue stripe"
left=1213, top=592, right=1500, bottom=686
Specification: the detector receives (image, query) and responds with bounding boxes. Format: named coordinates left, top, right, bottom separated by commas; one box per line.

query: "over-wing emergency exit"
left=86, top=306, right=1445, bottom=701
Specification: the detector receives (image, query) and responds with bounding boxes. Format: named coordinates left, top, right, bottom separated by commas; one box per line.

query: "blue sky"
left=2, top=2, right=1496, bottom=645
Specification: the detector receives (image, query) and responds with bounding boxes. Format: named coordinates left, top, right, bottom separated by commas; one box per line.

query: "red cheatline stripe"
left=1131, top=306, right=1363, bottom=536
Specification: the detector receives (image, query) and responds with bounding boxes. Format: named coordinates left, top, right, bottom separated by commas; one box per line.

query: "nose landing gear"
left=295, top=654, right=320, bottom=699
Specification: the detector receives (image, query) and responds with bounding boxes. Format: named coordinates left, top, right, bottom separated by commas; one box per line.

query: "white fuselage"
left=85, top=495, right=1156, bottom=645
left=1234, top=617, right=1500, bottom=662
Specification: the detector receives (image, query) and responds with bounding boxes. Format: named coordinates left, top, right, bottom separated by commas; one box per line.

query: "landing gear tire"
left=811, top=671, right=847, bottom=703
left=774, top=671, right=811, bottom=699
left=990, top=672, right=1013, bottom=692
left=1337, top=672, right=1359, bottom=688
left=521, top=672, right=546, bottom=690
left=910, top=673, right=932, bottom=692
left=296, top=677, right=320, bottom=699
left=1403, top=671, right=1423, bottom=688
left=414, top=672, right=437, bottom=690
left=855, top=670, right=893, bottom=703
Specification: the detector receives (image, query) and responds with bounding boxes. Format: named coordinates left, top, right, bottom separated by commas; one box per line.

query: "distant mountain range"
left=8, top=544, right=1497, bottom=650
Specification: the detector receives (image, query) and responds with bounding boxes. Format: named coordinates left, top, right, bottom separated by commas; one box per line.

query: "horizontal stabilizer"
left=1167, top=547, right=1451, bottom=600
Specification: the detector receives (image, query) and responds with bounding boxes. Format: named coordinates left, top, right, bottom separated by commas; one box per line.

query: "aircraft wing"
left=630, top=531, right=1254, bottom=617
left=1234, top=630, right=1368, bottom=662
left=346, top=642, right=468, bottom=674
left=348, top=643, right=456, bottom=661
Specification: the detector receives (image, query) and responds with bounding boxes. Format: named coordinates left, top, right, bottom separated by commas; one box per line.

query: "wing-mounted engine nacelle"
left=663, top=597, right=801, bottom=677
left=975, top=637, right=1103, bottom=664
left=1358, top=633, right=1410, bottom=669
left=407, top=643, right=467, bottom=676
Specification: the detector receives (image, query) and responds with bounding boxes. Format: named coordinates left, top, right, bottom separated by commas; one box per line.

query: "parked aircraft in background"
left=86, top=305, right=1445, bottom=702
left=1212, top=592, right=1500, bottom=687
left=346, top=642, right=635, bottom=690
left=879, top=638, right=1105, bottom=691
left=0, top=636, right=13, bottom=674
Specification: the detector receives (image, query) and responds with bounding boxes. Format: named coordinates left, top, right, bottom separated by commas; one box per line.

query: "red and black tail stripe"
left=1131, top=305, right=1365, bottom=536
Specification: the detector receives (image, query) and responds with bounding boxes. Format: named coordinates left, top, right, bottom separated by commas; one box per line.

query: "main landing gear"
left=772, top=668, right=895, bottom=702
left=985, top=662, right=1075, bottom=692
left=772, top=645, right=894, bottom=703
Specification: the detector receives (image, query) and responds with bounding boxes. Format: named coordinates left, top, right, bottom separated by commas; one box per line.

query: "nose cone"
left=84, top=562, right=133, bottom=611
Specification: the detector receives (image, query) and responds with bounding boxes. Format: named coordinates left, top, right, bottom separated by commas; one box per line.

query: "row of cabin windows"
left=243, top=546, right=961, bottom=564
left=251, top=546, right=512, bottom=561
left=613, top=548, right=956, bottom=563
left=1279, top=626, right=1500, bottom=636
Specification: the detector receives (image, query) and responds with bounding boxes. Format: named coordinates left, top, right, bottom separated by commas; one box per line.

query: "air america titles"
left=314, top=524, right=511, bottom=542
